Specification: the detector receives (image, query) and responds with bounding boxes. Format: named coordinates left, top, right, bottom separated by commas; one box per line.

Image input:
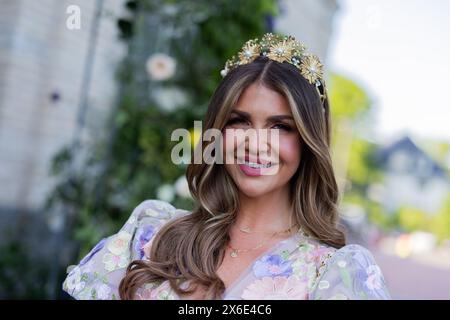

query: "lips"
left=244, top=155, right=271, bottom=165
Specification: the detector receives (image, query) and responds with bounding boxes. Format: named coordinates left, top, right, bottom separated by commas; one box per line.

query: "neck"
left=235, top=186, right=295, bottom=234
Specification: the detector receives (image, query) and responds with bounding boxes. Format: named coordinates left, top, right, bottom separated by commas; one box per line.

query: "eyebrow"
left=230, top=110, right=294, bottom=122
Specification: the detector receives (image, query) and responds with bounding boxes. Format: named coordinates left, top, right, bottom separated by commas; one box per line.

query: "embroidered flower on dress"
left=328, top=293, right=348, bottom=300
left=64, top=266, right=86, bottom=293
left=318, top=280, right=330, bottom=290
left=253, top=254, right=293, bottom=278
left=107, top=231, right=132, bottom=256
left=149, top=280, right=175, bottom=300
left=94, top=283, right=112, bottom=300
left=135, top=283, right=159, bottom=300
left=337, top=260, right=347, bottom=268
left=291, top=257, right=316, bottom=284
left=241, top=276, right=308, bottom=300
left=134, top=224, right=155, bottom=259
left=101, top=231, right=132, bottom=271
left=364, top=265, right=383, bottom=290
left=102, top=252, right=129, bottom=272
left=307, top=246, right=334, bottom=265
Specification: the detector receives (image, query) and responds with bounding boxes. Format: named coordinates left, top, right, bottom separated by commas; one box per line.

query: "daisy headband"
left=220, top=33, right=328, bottom=106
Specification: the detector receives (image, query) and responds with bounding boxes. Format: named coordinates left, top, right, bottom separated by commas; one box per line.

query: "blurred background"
left=0, top=0, right=448, bottom=299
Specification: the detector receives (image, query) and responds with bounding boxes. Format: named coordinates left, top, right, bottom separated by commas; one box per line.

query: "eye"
left=272, top=123, right=293, bottom=131
left=226, top=117, right=248, bottom=126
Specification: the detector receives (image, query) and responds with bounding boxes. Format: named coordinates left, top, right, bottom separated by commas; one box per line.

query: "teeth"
left=244, top=161, right=272, bottom=169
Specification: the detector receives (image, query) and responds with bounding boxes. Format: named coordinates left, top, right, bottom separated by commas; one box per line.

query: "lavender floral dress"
left=62, top=200, right=391, bottom=300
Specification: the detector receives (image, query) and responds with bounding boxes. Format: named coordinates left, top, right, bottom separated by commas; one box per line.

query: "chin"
left=229, top=165, right=285, bottom=198
left=237, top=182, right=274, bottom=198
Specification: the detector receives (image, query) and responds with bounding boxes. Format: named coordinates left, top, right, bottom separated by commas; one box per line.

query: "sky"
left=328, top=0, right=450, bottom=143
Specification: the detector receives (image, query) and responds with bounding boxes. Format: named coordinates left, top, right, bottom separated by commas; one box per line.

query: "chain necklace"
left=227, top=222, right=298, bottom=258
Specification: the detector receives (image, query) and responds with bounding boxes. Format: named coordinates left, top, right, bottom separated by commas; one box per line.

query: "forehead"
left=234, top=83, right=291, bottom=116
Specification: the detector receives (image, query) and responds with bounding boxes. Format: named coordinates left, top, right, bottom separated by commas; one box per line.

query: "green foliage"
left=0, top=242, right=50, bottom=299
left=386, top=197, right=450, bottom=243
left=346, top=138, right=383, bottom=188
left=429, top=195, right=450, bottom=242
left=342, top=192, right=395, bottom=231
left=396, top=206, right=430, bottom=232
left=328, top=72, right=371, bottom=120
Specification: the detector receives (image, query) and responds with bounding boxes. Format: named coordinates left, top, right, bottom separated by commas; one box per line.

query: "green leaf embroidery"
left=280, top=250, right=290, bottom=260
left=359, top=291, right=368, bottom=299
left=339, top=268, right=352, bottom=288
left=91, top=288, right=97, bottom=299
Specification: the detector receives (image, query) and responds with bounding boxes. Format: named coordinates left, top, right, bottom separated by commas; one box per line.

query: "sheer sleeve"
left=62, top=199, right=189, bottom=300
left=310, top=244, right=391, bottom=300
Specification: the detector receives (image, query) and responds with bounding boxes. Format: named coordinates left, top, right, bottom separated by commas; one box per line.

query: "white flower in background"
left=157, top=184, right=175, bottom=202
left=174, top=175, right=191, bottom=198
left=152, top=86, right=188, bottom=112
left=146, top=53, right=176, bottom=81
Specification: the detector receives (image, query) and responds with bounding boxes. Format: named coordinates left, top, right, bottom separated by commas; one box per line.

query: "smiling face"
left=222, top=82, right=302, bottom=198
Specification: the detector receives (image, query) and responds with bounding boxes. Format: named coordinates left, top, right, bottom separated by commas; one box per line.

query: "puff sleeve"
left=310, top=244, right=391, bottom=300
left=62, top=199, right=189, bottom=300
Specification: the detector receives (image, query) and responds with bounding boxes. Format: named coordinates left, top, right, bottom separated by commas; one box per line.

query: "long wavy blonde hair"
left=119, top=56, right=346, bottom=299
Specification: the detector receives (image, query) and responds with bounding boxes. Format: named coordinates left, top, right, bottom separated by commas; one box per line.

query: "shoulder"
left=116, top=199, right=191, bottom=260
left=62, top=199, right=190, bottom=299
left=327, top=244, right=377, bottom=267
left=322, top=244, right=383, bottom=281
left=129, top=199, right=190, bottom=221
left=310, top=243, right=391, bottom=300
left=125, top=200, right=191, bottom=242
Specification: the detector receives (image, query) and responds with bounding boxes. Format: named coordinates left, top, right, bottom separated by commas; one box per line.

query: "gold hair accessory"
left=220, top=33, right=328, bottom=105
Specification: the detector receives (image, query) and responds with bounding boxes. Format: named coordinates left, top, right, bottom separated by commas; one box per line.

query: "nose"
left=245, top=129, right=271, bottom=163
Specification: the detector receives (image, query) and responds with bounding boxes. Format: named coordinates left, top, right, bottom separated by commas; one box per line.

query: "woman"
left=63, top=33, right=391, bottom=300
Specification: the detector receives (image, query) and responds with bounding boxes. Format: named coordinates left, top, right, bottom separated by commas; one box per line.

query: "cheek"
left=279, top=136, right=301, bottom=165
left=222, top=129, right=239, bottom=166
left=222, top=130, right=233, bottom=159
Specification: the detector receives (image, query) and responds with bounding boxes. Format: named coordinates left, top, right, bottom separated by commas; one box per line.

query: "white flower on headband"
left=146, top=53, right=177, bottom=81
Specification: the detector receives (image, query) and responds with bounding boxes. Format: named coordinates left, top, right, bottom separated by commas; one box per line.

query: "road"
left=372, top=249, right=450, bottom=299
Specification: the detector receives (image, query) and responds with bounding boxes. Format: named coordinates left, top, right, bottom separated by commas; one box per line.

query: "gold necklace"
left=227, top=223, right=298, bottom=258
left=238, top=223, right=297, bottom=235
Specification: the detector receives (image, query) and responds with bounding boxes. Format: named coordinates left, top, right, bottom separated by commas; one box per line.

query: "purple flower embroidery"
left=134, top=225, right=155, bottom=259
left=80, top=238, right=106, bottom=266
left=253, top=254, right=293, bottom=278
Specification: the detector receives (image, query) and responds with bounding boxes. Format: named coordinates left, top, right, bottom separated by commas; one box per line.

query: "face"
left=222, top=83, right=302, bottom=198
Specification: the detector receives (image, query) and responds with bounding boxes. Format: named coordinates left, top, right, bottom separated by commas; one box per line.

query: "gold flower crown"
left=220, top=33, right=328, bottom=105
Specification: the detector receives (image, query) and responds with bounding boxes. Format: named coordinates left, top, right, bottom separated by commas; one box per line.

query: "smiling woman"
left=62, top=33, right=391, bottom=300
